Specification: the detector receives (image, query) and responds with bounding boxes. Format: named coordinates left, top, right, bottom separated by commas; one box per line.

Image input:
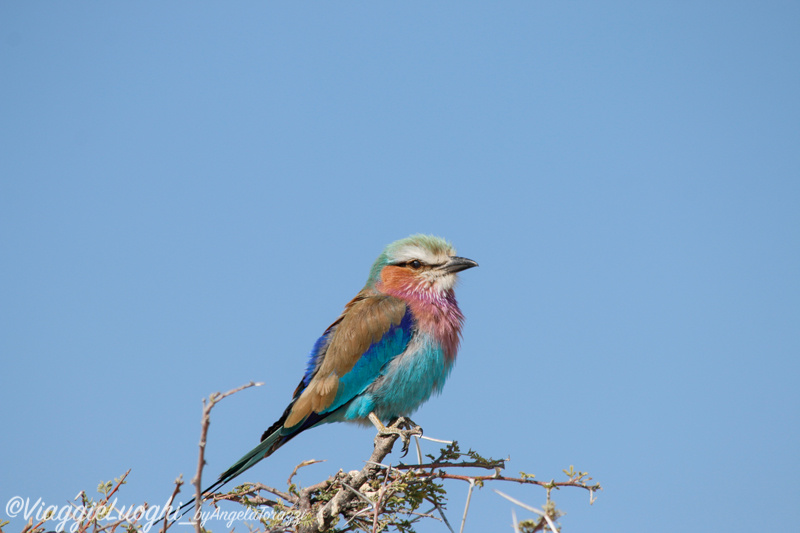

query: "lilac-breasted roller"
left=201, top=234, right=477, bottom=496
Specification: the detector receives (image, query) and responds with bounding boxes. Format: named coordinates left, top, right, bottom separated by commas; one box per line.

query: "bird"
left=192, top=234, right=477, bottom=506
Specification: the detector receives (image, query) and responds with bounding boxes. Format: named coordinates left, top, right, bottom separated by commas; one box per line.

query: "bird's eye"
left=409, top=260, right=422, bottom=269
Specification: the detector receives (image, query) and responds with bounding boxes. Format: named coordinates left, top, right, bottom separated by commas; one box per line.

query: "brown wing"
left=283, top=291, right=408, bottom=428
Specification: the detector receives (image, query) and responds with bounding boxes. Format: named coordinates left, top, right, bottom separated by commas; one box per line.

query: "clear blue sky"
left=2, top=2, right=798, bottom=532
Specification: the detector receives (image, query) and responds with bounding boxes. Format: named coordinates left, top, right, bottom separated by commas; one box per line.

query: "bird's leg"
left=368, top=412, right=423, bottom=457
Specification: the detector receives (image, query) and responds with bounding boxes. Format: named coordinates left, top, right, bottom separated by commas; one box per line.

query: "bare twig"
left=190, top=381, right=263, bottom=533
left=287, top=459, right=326, bottom=487
left=459, top=479, right=475, bottom=533
left=160, top=475, right=184, bottom=533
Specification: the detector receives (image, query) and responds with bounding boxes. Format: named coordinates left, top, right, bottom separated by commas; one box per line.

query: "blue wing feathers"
left=302, top=329, right=333, bottom=387
left=321, top=308, right=414, bottom=415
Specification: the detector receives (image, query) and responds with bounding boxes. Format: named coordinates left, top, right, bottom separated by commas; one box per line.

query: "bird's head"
left=367, top=234, right=478, bottom=298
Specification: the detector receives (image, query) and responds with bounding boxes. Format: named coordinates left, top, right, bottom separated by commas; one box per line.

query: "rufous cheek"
left=379, top=265, right=416, bottom=292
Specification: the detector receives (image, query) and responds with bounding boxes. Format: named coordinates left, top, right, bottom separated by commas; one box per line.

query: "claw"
left=368, top=413, right=423, bottom=456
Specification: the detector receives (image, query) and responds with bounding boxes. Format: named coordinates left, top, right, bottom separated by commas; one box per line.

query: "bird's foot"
left=368, top=413, right=423, bottom=457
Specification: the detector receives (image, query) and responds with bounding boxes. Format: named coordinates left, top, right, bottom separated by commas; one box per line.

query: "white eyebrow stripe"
left=390, top=245, right=447, bottom=265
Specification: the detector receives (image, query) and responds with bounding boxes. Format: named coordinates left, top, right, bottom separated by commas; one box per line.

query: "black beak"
left=440, top=256, right=479, bottom=273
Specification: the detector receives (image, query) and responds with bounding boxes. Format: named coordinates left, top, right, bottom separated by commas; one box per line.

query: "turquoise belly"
left=342, top=337, right=454, bottom=421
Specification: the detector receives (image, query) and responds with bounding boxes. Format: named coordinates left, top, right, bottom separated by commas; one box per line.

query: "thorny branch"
left=202, top=434, right=601, bottom=532
left=9, top=382, right=601, bottom=533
